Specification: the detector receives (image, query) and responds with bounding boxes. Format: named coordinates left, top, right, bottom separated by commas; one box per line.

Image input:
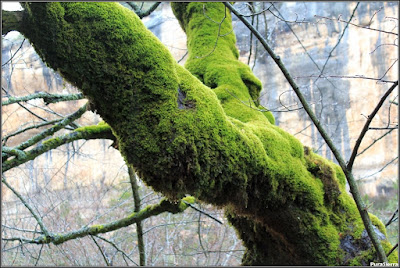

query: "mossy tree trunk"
left=4, top=2, right=396, bottom=265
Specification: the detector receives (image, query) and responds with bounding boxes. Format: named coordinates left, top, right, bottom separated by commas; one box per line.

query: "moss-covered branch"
left=2, top=122, right=114, bottom=172
left=15, top=2, right=397, bottom=265
left=1, top=147, right=26, bottom=159
left=12, top=104, right=87, bottom=152
left=1, top=197, right=194, bottom=245
left=2, top=119, right=63, bottom=145
left=2, top=92, right=85, bottom=106
left=2, top=104, right=88, bottom=163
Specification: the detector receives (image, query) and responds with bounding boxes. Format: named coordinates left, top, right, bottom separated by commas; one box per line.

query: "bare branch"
left=183, top=201, right=223, bottom=224
left=128, top=167, right=145, bottom=265
left=1, top=177, right=51, bottom=238
left=315, top=14, right=398, bottom=36
left=294, top=74, right=397, bottom=84
left=94, top=235, right=139, bottom=266
left=139, top=2, right=161, bottom=18
left=356, top=128, right=395, bottom=157
left=347, top=81, right=398, bottom=171
left=2, top=197, right=194, bottom=246
left=385, top=208, right=398, bottom=227
left=358, top=156, right=398, bottom=180
left=2, top=224, right=43, bottom=234
left=2, top=92, right=85, bottom=106
left=1, top=38, right=25, bottom=67
left=196, top=5, right=233, bottom=59
left=15, top=102, right=48, bottom=122
left=90, top=235, right=111, bottom=266
left=316, top=3, right=360, bottom=81
left=387, top=243, right=398, bottom=258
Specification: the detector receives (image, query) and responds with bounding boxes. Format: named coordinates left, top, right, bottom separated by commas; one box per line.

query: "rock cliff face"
left=2, top=2, right=397, bottom=198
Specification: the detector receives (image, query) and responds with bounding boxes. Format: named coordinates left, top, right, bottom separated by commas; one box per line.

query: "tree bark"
left=6, top=2, right=396, bottom=265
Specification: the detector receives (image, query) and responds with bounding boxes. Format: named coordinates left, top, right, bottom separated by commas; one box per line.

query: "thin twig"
left=1, top=198, right=192, bottom=246
left=359, top=156, right=398, bottom=180
left=386, top=243, right=398, bottom=257
left=315, top=14, right=398, bottom=36
left=34, top=244, right=44, bottom=266
left=91, top=235, right=111, bottom=266
left=2, top=38, right=25, bottom=67
left=15, top=103, right=87, bottom=151
left=295, top=74, right=397, bottom=83
left=270, top=3, right=337, bottom=90
left=196, top=5, right=229, bottom=59
left=197, top=206, right=208, bottom=258
left=385, top=208, right=398, bottom=227
left=95, top=235, right=139, bottom=266
left=356, top=128, right=395, bottom=157
left=142, top=220, right=204, bottom=235
left=2, top=119, right=63, bottom=144
left=183, top=201, right=223, bottom=224
left=2, top=123, right=114, bottom=172
left=316, top=2, right=359, bottom=82
left=16, top=102, right=48, bottom=122
left=1, top=224, right=43, bottom=234
left=239, top=2, right=272, bottom=17
left=1, top=177, right=51, bottom=238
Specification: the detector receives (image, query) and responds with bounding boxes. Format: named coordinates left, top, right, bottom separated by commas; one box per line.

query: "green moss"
left=369, top=213, right=387, bottom=237
left=178, top=196, right=195, bottom=211
left=89, top=224, right=104, bottom=234
left=74, top=123, right=111, bottom=134
left=383, top=240, right=398, bottom=263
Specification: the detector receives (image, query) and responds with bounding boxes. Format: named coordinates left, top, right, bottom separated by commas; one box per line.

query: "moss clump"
left=19, top=2, right=394, bottom=265
left=89, top=224, right=104, bottom=234
left=304, top=146, right=342, bottom=207
left=178, top=195, right=196, bottom=211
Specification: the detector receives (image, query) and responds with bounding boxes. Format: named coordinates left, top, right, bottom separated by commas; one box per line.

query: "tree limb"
left=2, top=119, right=63, bottom=145
left=2, top=123, right=115, bottom=172
left=2, top=103, right=87, bottom=163
left=128, top=167, right=146, bottom=266
left=1, top=197, right=194, bottom=246
left=2, top=92, right=85, bottom=106
left=225, top=2, right=389, bottom=262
